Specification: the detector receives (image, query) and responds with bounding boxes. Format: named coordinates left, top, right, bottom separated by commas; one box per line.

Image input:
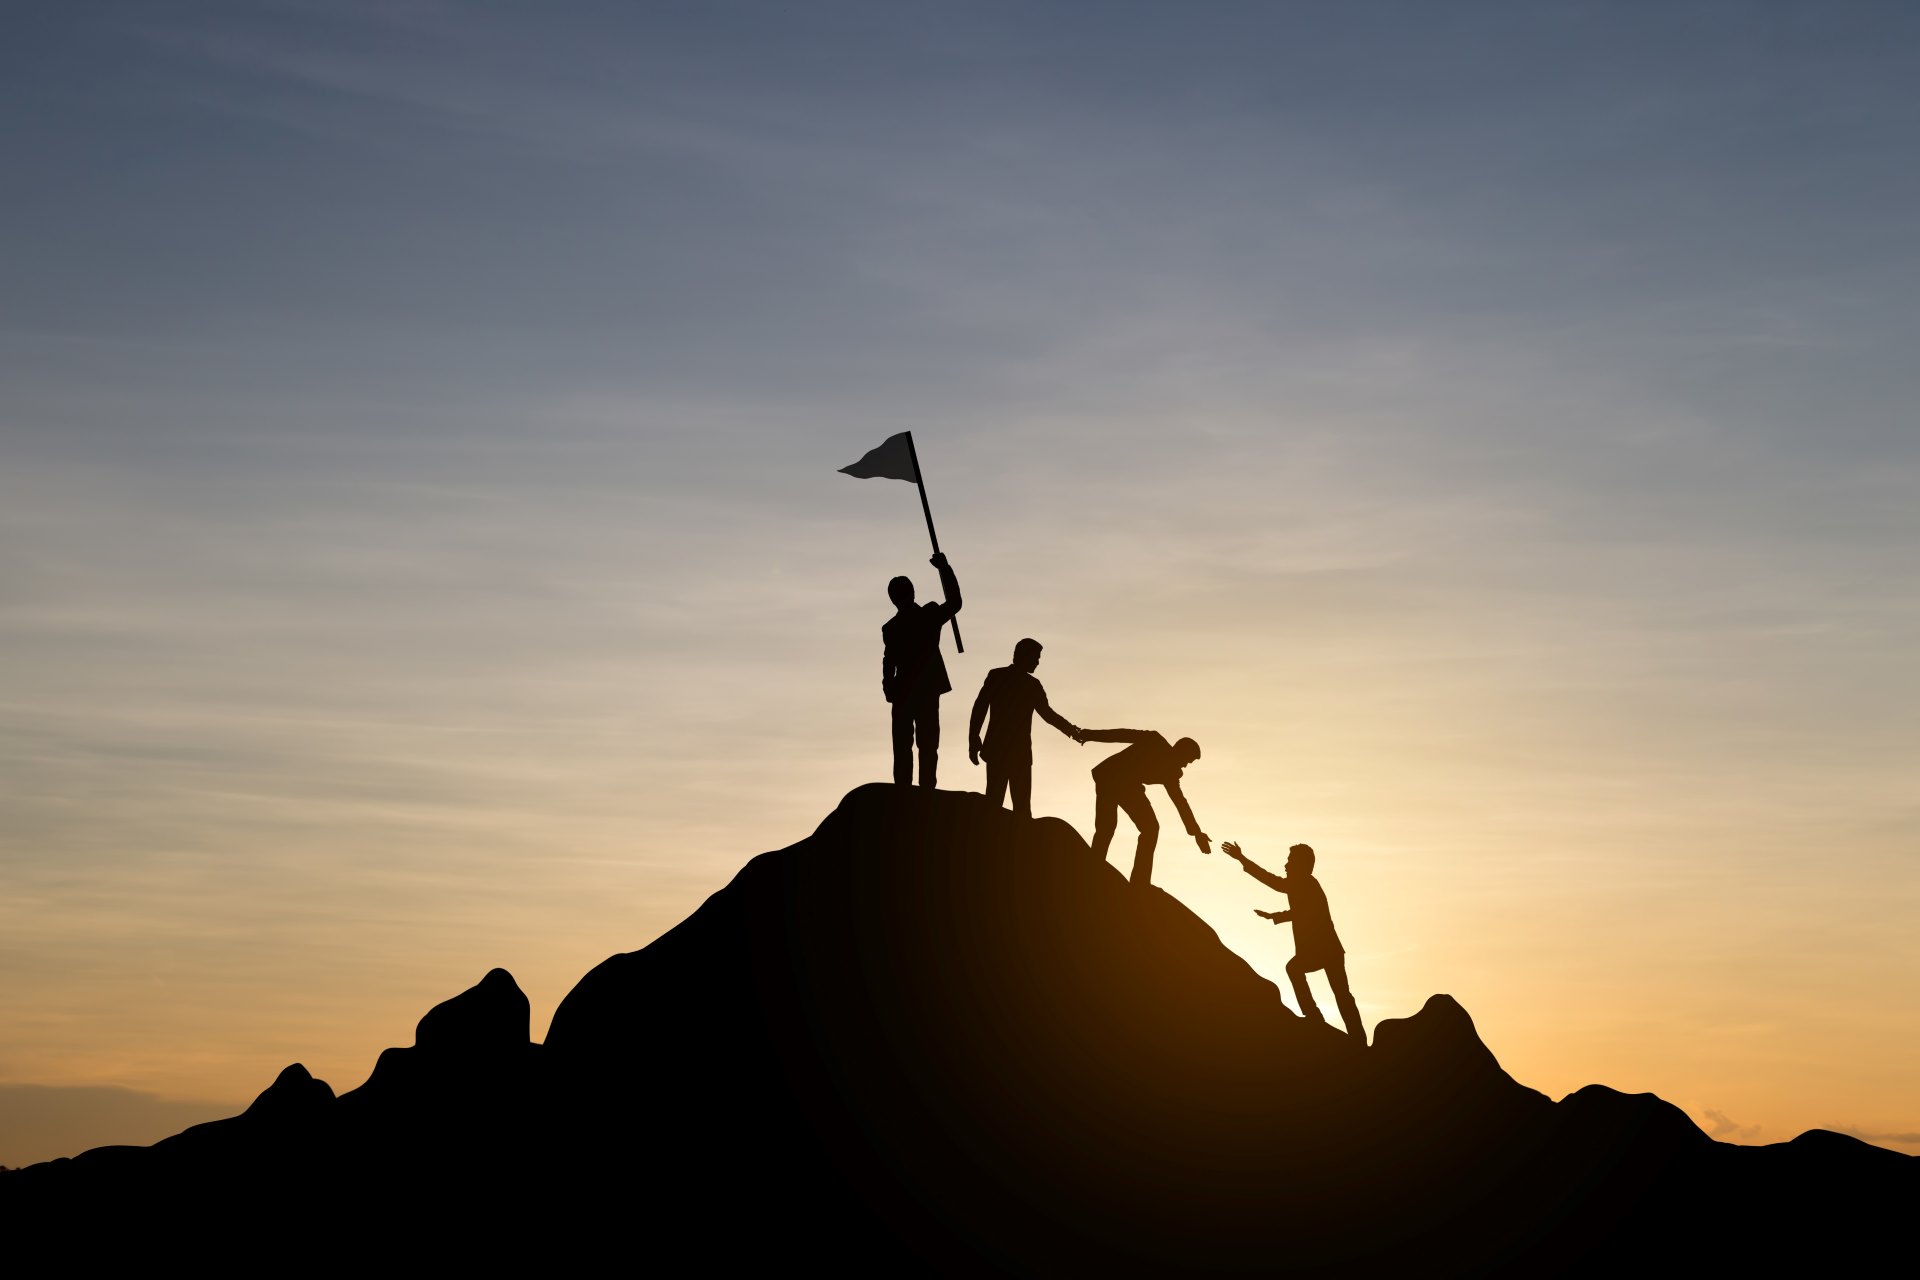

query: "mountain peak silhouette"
left=415, top=966, right=528, bottom=1055
left=241, top=1062, right=334, bottom=1120
left=5, top=784, right=1911, bottom=1270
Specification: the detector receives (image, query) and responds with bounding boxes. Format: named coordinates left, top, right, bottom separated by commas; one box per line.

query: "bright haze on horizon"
left=2, top=2, right=1916, bottom=1166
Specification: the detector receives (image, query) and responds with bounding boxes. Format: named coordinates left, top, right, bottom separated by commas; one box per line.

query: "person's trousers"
left=1287, top=954, right=1365, bottom=1046
left=890, top=696, right=941, bottom=788
left=1090, top=782, right=1159, bottom=885
left=983, top=755, right=1033, bottom=817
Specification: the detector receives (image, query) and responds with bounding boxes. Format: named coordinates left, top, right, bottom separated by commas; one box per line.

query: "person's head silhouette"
left=888, top=575, right=915, bottom=609
left=1174, top=737, right=1202, bottom=766
left=1013, top=638, right=1043, bottom=673
left=1287, top=842, right=1315, bottom=874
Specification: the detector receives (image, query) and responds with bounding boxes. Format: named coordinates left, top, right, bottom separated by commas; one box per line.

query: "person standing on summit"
left=883, top=552, right=962, bottom=788
left=1073, top=727, right=1211, bottom=886
left=968, top=638, right=1080, bottom=817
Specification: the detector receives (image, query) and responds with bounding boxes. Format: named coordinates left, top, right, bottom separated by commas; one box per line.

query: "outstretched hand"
left=929, top=551, right=949, bottom=568
left=1221, top=841, right=1243, bottom=861
left=1194, top=832, right=1211, bottom=854
left=1071, top=727, right=1088, bottom=744
left=1254, top=908, right=1283, bottom=924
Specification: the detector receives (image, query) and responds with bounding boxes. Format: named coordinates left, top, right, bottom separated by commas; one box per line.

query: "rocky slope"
left=5, top=785, right=1910, bottom=1272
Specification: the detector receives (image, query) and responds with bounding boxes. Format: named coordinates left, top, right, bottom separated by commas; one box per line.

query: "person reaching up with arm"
left=882, top=552, right=962, bottom=789
left=1222, top=841, right=1365, bottom=1046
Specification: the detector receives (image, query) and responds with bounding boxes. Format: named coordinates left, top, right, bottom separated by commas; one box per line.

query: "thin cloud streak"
left=1833, top=1127, right=1920, bottom=1149
left=2, top=0, right=1917, bottom=1161
left=0, top=1084, right=235, bottom=1169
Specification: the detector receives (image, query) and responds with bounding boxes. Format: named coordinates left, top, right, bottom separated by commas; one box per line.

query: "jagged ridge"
left=4, top=785, right=1911, bottom=1272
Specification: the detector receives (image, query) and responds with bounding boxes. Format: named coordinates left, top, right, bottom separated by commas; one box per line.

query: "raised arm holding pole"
left=840, top=430, right=968, bottom=788
left=903, top=431, right=963, bottom=654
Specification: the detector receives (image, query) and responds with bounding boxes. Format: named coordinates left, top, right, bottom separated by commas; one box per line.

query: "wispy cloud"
left=0, top=1084, right=235, bottom=1168
left=1833, top=1126, right=1920, bottom=1149
left=123, top=3, right=909, bottom=177
left=4, top=0, right=1919, bottom=1169
left=1700, top=1108, right=1762, bottom=1143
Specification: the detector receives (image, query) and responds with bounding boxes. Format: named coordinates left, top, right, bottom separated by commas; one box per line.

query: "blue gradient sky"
left=3, top=1, right=1916, bottom=1165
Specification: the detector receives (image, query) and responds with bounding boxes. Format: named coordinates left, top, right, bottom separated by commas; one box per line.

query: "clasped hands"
left=972, top=722, right=1086, bottom=765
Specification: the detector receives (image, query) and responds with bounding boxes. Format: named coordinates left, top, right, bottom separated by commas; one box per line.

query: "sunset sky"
left=3, top=1, right=1916, bottom=1166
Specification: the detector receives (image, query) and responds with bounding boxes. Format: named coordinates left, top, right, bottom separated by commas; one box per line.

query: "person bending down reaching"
left=1075, top=728, right=1210, bottom=887
left=1222, top=841, right=1366, bottom=1047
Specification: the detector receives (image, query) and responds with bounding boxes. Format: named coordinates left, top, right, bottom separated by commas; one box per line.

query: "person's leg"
left=1117, top=788, right=1159, bottom=886
left=1324, top=956, right=1365, bottom=1046
left=890, top=702, right=914, bottom=787
left=984, top=757, right=1008, bottom=809
left=1010, top=759, right=1033, bottom=818
left=1287, top=956, right=1325, bottom=1023
left=916, top=697, right=941, bottom=788
left=1090, top=785, right=1119, bottom=860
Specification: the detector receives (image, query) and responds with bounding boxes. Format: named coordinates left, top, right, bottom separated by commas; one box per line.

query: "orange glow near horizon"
left=4, top=4, right=1918, bottom=1174
left=5, top=504, right=1914, bottom=1166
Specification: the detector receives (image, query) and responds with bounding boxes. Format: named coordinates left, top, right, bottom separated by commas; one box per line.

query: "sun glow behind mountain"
left=2, top=2, right=1917, bottom=1167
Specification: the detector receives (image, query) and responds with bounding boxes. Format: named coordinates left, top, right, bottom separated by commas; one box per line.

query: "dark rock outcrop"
left=416, top=967, right=529, bottom=1057
left=242, top=1063, right=335, bottom=1121
left=3, top=785, right=1910, bottom=1273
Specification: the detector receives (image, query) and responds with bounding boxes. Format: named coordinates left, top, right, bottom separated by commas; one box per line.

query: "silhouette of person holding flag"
left=1223, top=840, right=1366, bottom=1045
left=1073, top=728, right=1210, bottom=886
left=968, top=638, right=1080, bottom=817
left=881, top=552, right=963, bottom=788
left=841, top=432, right=966, bottom=789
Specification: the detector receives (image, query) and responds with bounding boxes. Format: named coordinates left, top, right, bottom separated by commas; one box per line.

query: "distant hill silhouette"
left=5, top=785, right=1911, bottom=1271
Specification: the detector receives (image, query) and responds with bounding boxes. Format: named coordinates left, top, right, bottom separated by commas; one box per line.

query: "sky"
left=2, top=0, right=1917, bottom=1166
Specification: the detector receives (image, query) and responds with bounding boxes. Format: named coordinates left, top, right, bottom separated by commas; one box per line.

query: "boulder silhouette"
left=415, top=966, right=529, bottom=1057
left=3, top=784, right=1912, bottom=1272
left=1369, top=993, right=1552, bottom=1134
left=241, top=1062, right=335, bottom=1121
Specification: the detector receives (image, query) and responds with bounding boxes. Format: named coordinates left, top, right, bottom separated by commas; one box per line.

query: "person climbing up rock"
left=1224, top=840, right=1365, bottom=1046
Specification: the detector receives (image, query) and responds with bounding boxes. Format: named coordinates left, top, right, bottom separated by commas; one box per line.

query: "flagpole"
left=903, top=431, right=963, bottom=653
